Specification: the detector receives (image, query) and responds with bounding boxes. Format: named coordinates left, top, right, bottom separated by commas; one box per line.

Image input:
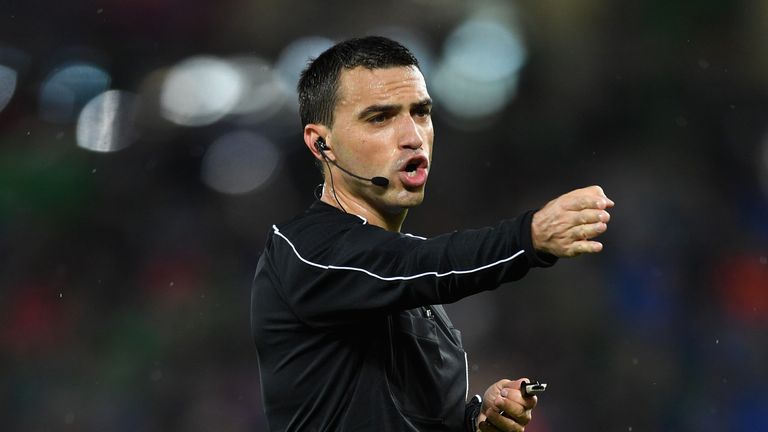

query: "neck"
left=320, top=183, right=407, bottom=232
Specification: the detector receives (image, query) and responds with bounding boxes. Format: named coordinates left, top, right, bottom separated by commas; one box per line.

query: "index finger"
left=563, top=194, right=609, bottom=211
left=589, top=185, right=615, bottom=208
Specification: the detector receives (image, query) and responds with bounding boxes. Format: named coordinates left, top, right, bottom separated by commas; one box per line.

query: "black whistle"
left=521, top=380, right=547, bottom=397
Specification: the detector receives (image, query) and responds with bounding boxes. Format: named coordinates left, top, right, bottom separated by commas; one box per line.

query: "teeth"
left=407, top=170, right=416, bottom=177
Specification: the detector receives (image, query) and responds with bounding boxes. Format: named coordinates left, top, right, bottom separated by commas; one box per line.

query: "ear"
left=304, top=124, right=331, bottom=161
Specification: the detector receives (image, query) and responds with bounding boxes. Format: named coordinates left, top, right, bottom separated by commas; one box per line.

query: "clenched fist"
left=531, top=185, right=614, bottom=257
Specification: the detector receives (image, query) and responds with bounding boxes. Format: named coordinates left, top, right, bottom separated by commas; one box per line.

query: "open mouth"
left=400, top=156, right=428, bottom=177
left=398, top=155, right=429, bottom=187
left=404, top=162, right=419, bottom=176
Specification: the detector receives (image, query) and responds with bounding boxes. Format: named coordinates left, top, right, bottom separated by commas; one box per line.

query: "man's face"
left=328, top=65, right=434, bottom=214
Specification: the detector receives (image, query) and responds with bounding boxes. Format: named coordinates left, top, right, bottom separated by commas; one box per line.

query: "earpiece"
left=315, top=137, right=327, bottom=152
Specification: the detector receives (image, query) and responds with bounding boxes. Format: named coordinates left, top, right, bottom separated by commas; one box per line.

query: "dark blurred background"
left=2, top=0, right=767, bottom=431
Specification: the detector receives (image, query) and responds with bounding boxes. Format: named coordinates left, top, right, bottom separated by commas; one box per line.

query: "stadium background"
left=2, top=0, right=767, bottom=430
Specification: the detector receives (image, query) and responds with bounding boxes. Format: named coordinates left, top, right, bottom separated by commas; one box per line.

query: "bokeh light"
left=76, top=90, right=138, bottom=153
left=38, top=62, right=111, bottom=123
left=227, top=56, right=288, bottom=123
left=0, top=64, right=17, bottom=113
left=275, top=36, right=335, bottom=109
left=432, top=17, right=526, bottom=123
left=0, top=46, right=26, bottom=113
left=201, top=130, right=279, bottom=194
left=372, top=27, right=435, bottom=76
left=716, top=254, right=768, bottom=325
left=160, top=56, right=244, bottom=127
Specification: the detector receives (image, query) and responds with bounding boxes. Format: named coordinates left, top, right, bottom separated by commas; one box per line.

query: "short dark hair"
left=297, top=36, right=420, bottom=128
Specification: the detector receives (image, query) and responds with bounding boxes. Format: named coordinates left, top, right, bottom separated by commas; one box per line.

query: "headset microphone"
left=315, top=138, right=389, bottom=187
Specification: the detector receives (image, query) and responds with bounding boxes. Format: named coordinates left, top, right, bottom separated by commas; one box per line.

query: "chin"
left=396, top=189, right=426, bottom=208
left=379, top=190, right=425, bottom=214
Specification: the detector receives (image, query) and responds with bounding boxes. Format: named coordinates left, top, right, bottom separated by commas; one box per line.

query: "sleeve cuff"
left=464, top=394, right=482, bottom=432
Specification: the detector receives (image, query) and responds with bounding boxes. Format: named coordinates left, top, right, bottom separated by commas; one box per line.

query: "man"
left=251, top=36, right=613, bottom=431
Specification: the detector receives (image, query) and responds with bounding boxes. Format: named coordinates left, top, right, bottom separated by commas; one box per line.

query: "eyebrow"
left=412, top=98, right=433, bottom=111
left=357, top=98, right=433, bottom=120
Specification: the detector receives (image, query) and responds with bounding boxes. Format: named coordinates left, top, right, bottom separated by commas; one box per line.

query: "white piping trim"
left=464, top=351, right=470, bottom=401
left=272, top=225, right=525, bottom=281
left=403, top=233, right=427, bottom=240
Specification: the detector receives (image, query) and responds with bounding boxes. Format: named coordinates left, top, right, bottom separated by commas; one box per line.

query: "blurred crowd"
left=1, top=0, right=767, bottom=431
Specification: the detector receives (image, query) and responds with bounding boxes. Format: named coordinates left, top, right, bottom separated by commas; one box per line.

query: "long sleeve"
left=262, top=206, right=555, bottom=327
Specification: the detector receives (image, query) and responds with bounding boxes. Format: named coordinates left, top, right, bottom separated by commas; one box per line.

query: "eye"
left=414, top=106, right=432, bottom=118
left=368, top=113, right=387, bottom=124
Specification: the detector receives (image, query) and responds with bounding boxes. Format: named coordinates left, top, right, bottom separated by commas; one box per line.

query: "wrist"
left=465, top=394, right=482, bottom=432
left=523, top=210, right=558, bottom=267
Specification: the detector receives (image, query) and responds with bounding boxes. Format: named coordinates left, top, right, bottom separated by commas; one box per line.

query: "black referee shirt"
left=251, top=201, right=556, bottom=431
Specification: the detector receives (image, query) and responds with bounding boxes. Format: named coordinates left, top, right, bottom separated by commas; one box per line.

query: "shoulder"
left=271, top=202, right=424, bottom=265
left=269, top=201, right=368, bottom=257
left=276, top=200, right=363, bottom=237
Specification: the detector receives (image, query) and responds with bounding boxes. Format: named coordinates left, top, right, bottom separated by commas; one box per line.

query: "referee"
left=251, top=36, right=614, bottom=431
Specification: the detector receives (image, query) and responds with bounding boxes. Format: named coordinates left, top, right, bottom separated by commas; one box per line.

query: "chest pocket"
left=386, top=310, right=448, bottom=425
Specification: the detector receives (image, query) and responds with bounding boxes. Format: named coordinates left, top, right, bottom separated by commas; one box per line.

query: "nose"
left=397, top=115, right=425, bottom=150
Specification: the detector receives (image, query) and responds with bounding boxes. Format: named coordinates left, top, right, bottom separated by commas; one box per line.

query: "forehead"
left=336, top=66, right=429, bottom=107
